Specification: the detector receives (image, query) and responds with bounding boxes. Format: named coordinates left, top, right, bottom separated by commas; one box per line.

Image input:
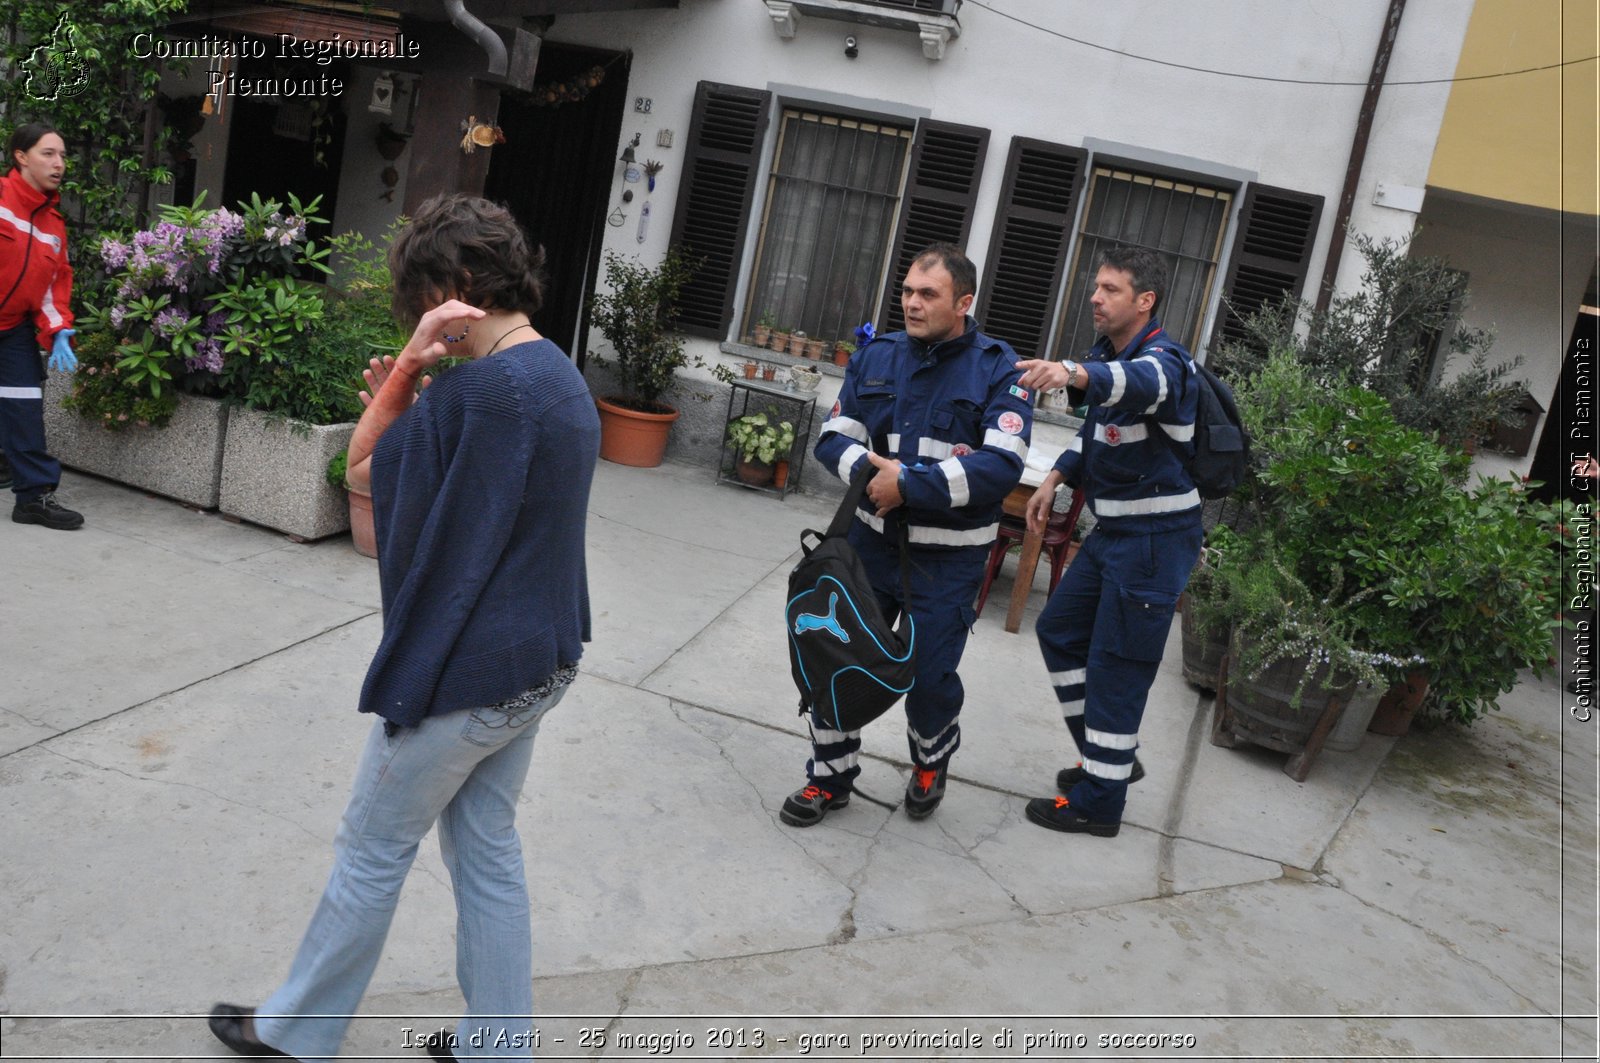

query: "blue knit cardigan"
left=359, top=339, right=600, bottom=726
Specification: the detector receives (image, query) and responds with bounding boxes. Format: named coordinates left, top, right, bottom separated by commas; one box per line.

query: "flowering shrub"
left=74, top=192, right=330, bottom=427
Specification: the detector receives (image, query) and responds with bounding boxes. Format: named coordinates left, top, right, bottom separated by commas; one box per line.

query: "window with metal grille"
left=1054, top=166, right=1233, bottom=359
left=743, top=109, right=913, bottom=345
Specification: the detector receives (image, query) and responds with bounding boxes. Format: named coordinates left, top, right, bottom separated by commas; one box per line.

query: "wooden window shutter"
left=668, top=81, right=772, bottom=338
left=875, top=119, right=990, bottom=332
left=974, top=137, right=1087, bottom=360
left=1211, top=183, right=1324, bottom=351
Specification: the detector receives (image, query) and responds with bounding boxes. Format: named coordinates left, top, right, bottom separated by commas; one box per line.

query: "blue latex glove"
left=49, top=329, right=76, bottom=373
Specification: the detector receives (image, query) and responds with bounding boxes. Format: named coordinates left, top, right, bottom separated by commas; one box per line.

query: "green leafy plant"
left=587, top=249, right=728, bottom=411
left=1213, top=232, right=1526, bottom=453
left=325, top=450, right=348, bottom=489
left=60, top=328, right=178, bottom=429
left=757, top=310, right=777, bottom=329
left=725, top=409, right=795, bottom=465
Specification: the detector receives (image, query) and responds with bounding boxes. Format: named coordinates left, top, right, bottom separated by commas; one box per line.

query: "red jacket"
left=0, top=167, right=74, bottom=345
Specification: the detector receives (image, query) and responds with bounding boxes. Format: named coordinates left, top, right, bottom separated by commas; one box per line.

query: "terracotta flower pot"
left=833, top=346, right=851, bottom=367
left=595, top=395, right=680, bottom=468
left=769, top=331, right=791, bottom=353
left=752, top=325, right=772, bottom=347
left=347, top=487, right=378, bottom=559
left=787, top=333, right=809, bottom=359
left=735, top=457, right=774, bottom=486
left=804, top=338, right=826, bottom=361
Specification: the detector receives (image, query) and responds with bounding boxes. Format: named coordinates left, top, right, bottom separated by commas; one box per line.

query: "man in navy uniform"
left=783, top=243, right=1031, bottom=827
left=1014, top=246, right=1204, bottom=837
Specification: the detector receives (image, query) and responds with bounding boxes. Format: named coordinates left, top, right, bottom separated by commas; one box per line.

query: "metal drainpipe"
left=443, top=0, right=507, bottom=76
left=1314, top=0, right=1408, bottom=316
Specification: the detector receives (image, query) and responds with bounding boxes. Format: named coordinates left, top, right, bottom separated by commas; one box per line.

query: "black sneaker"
left=904, top=763, right=948, bottom=820
left=1025, top=795, right=1120, bottom=836
left=1056, top=756, right=1144, bottom=793
left=780, top=783, right=850, bottom=827
left=13, top=491, right=83, bottom=530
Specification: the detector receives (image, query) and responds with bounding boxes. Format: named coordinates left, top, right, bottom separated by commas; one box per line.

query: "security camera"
left=844, top=35, right=858, bottom=59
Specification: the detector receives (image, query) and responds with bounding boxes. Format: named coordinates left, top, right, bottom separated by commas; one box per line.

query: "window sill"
left=720, top=340, right=848, bottom=379
left=763, top=0, right=962, bottom=60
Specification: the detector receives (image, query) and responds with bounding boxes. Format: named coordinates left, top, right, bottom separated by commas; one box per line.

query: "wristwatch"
left=1061, top=359, right=1080, bottom=388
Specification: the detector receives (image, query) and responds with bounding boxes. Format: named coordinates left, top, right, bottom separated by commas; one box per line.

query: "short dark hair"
left=389, top=194, right=546, bottom=326
left=8, top=121, right=61, bottom=163
left=911, top=243, right=977, bottom=302
left=1097, top=245, right=1168, bottom=314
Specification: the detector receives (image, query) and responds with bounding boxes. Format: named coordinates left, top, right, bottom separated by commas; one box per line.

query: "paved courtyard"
left=1, top=460, right=1595, bottom=1061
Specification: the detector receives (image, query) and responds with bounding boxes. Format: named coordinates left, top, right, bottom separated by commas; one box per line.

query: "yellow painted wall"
left=1428, top=0, right=1597, bottom=216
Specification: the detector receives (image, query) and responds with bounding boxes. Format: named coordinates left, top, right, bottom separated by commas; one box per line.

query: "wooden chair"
left=974, top=490, right=1086, bottom=618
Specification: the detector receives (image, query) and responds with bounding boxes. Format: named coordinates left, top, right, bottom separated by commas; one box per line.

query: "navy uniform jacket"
left=816, top=316, right=1031, bottom=551
left=1052, top=318, right=1201, bottom=534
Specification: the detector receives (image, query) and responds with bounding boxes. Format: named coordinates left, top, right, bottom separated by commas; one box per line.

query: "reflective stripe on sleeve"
left=937, top=456, right=970, bottom=507
left=982, top=428, right=1028, bottom=458
left=1106, top=362, right=1128, bottom=405
left=1160, top=422, right=1195, bottom=442
left=0, top=386, right=43, bottom=399
left=836, top=443, right=868, bottom=483
left=822, top=416, right=869, bottom=444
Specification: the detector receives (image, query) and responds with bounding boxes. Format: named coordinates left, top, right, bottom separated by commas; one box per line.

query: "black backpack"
left=1166, top=358, right=1251, bottom=499
left=786, top=465, right=916, bottom=732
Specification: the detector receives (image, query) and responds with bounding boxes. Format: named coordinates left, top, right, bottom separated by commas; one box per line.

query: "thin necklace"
left=485, top=322, right=534, bottom=356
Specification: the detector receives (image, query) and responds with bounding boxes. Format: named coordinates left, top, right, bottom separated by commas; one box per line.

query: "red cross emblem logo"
left=952, top=443, right=972, bottom=457
left=1105, top=425, right=1121, bottom=445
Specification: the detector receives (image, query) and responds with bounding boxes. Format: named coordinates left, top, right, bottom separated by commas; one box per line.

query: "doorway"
left=485, top=43, right=630, bottom=363
left=220, top=58, right=349, bottom=228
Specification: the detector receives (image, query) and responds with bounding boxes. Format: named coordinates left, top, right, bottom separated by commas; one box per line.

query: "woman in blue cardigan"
left=210, top=195, right=601, bottom=1062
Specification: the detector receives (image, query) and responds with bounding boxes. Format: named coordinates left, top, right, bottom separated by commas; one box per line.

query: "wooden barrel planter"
left=1180, top=608, right=1229, bottom=692
left=1368, top=667, right=1430, bottom=736
left=1211, top=633, right=1356, bottom=782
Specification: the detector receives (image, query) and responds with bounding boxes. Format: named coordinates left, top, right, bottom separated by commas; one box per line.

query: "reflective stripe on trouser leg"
left=0, top=322, right=58, bottom=499
left=1064, top=525, right=1203, bottom=822
left=806, top=719, right=861, bottom=791
left=1036, top=529, right=1108, bottom=756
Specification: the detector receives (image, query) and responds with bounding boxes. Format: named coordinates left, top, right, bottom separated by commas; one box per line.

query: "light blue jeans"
left=253, top=686, right=567, bottom=1062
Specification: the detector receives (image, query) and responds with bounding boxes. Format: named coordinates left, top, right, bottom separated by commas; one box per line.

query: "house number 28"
left=634, top=97, right=653, bottom=113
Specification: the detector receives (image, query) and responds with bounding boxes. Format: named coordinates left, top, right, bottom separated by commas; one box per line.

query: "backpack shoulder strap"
left=827, top=461, right=874, bottom=539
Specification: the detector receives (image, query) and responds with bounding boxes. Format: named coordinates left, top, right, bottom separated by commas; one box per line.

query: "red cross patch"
left=952, top=443, right=973, bottom=457
left=1105, top=424, right=1122, bottom=445
left=829, top=400, right=841, bottom=419
left=997, top=411, right=1024, bottom=435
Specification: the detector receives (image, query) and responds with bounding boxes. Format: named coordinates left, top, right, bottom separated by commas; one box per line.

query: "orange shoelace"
left=801, top=785, right=831, bottom=801
left=915, top=768, right=938, bottom=791
left=1054, top=796, right=1070, bottom=809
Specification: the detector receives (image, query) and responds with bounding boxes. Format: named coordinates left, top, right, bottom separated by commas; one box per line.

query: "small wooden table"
left=1001, top=479, right=1046, bottom=635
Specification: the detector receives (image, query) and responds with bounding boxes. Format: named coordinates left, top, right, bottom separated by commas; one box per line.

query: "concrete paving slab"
left=0, top=495, right=371, bottom=749
left=48, top=471, right=291, bottom=565
left=224, top=534, right=384, bottom=612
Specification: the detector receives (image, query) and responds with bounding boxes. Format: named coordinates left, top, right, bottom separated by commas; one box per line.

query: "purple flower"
left=152, top=308, right=188, bottom=338
left=100, top=238, right=130, bottom=269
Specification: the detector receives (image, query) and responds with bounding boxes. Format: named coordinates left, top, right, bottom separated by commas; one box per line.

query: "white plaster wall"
left=1412, top=192, right=1595, bottom=482
left=541, top=0, right=1469, bottom=383
left=328, top=66, right=411, bottom=261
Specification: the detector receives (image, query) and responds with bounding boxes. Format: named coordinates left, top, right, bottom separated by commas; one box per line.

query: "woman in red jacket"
left=0, top=121, right=81, bottom=530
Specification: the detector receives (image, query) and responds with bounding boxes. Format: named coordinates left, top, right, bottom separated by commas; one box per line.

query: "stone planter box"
left=44, top=378, right=228, bottom=509
left=220, top=407, right=354, bottom=541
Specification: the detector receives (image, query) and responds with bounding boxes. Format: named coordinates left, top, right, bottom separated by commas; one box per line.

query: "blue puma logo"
left=794, top=592, right=851, bottom=644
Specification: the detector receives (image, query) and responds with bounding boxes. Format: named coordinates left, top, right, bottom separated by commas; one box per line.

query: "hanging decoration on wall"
left=636, top=201, right=651, bottom=244
left=643, top=159, right=664, bottom=193
left=527, top=65, right=607, bottom=109
left=459, top=115, right=506, bottom=154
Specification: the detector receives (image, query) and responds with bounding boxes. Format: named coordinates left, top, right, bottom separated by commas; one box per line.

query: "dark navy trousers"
left=0, top=322, right=58, bottom=502
left=806, top=522, right=986, bottom=791
left=1035, top=522, right=1203, bottom=821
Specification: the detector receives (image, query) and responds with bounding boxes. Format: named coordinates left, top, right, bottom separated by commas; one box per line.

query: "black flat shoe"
left=425, top=1029, right=460, bottom=1061
left=208, top=1003, right=288, bottom=1058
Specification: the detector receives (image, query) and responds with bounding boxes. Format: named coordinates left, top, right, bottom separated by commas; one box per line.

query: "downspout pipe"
left=1314, top=0, right=1407, bottom=316
left=444, top=0, right=507, bottom=76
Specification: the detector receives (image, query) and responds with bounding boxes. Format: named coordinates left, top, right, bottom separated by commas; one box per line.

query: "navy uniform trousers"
left=0, top=322, right=59, bottom=503
left=1035, top=522, right=1203, bottom=821
left=806, top=523, right=987, bottom=792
